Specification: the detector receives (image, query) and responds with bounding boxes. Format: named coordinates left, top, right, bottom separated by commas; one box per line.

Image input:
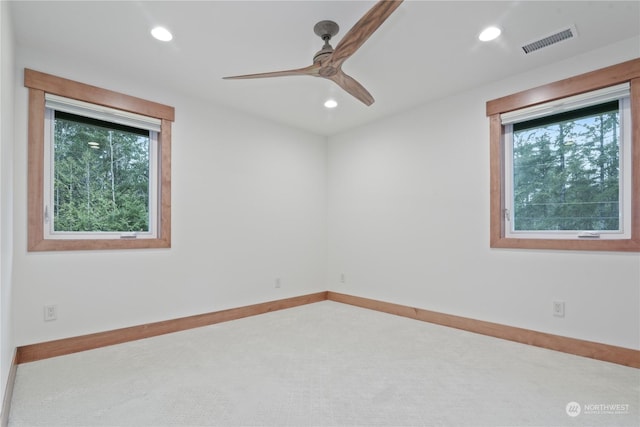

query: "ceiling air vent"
left=521, top=25, right=577, bottom=54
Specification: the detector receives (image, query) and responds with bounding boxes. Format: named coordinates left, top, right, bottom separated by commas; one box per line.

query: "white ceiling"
left=10, top=1, right=640, bottom=136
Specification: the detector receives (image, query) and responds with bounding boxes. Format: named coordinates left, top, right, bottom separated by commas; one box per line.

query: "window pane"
left=512, top=103, right=620, bottom=231
left=52, top=111, right=151, bottom=233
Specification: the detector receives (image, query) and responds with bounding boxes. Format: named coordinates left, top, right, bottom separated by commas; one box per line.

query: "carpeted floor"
left=9, top=301, right=640, bottom=426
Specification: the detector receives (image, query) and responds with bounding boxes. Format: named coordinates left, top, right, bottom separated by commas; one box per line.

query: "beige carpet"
left=9, top=301, right=640, bottom=426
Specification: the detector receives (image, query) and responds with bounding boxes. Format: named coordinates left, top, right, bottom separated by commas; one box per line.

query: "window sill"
left=490, top=236, right=640, bottom=252
left=28, top=237, right=171, bottom=252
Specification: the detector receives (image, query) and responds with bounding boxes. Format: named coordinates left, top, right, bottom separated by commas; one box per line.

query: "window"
left=504, top=85, right=631, bottom=239
left=486, top=59, right=640, bottom=251
left=44, top=96, right=159, bottom=240
left=25, top=69, right=174, bottom=251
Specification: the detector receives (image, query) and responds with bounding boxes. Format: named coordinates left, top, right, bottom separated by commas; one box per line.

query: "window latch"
left=504, top=208, right=510, bottom=221
left=44, top=206, right=49, bottom=224
left=578, top=232, right=601, bottom=239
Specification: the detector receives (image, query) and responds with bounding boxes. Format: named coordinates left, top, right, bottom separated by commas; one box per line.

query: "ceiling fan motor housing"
left=313, top=20, right=339, bottom=40
left=313, top=20, right=339, bottom=63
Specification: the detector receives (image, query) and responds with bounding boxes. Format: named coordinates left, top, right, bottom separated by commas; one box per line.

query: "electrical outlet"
left=44, top=305, right=57, bottom=321
left=340, top=273, right=346, bottom=284
left=275, top=278, right=281, bottom=288
left=553, top=301, right=565, bottom=317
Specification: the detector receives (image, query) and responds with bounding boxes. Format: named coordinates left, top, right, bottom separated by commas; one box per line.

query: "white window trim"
left=43, top=108, right=159, bottom=240
left=45, top=94, right=162, bottom=132
left=500, top=83, right=629, bottom=125
left=503, top=95, right=631, bottom=240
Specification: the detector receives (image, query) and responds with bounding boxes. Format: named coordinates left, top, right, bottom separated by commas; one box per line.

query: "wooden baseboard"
left=1, top=349, right=18, bottom=427
left=15, top=290, right=638, bottom=369
left=327, top=291, right=640, bottom=368
left=17, top=292, right=327, bottom=364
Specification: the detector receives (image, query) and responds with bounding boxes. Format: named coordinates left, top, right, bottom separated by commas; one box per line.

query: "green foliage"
left=53, top=116, right=151, bottom=232
left=512, top=110, right=620, bottom=231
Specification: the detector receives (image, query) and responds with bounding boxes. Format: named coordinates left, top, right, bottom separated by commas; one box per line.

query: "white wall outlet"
left=275, top=278, right=281, bottom=288
left=553, top=301, right=565, bottom=317
left=340, top=273, right=346, bottom=284
left=44, top=304, right=57, bottom=321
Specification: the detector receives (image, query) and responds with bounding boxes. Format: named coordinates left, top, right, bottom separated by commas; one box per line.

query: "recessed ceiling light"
left=151, top=26, right=173, bottom=42
left=324, top=99, right=338, bottom=109
left=479, top=26, right=501, bottom=42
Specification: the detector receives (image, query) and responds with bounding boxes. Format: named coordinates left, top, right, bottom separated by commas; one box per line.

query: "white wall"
left=327, top=37, right=640, bottom=350
left=1, top=0, right=15, bottom=403
left=12, top=48, right=327, bottom=346
left=9, top=34, right=640, bottom=353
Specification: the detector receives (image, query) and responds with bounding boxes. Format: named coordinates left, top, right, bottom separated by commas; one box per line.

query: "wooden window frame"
left=486, top=59, right=640, bottom=252
left=25, top=69, right=174, bottom=251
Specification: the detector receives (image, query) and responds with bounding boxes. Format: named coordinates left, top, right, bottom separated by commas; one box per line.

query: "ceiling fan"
left=223, top=0, right=404, bottom=106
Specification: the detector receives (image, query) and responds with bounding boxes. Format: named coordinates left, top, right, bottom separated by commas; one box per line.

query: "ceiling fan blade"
left=223, top=63, right=320, bottom=80
left=329, top=0, right=403, bottom=68
left=327, top=70, right=374, bottom=106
